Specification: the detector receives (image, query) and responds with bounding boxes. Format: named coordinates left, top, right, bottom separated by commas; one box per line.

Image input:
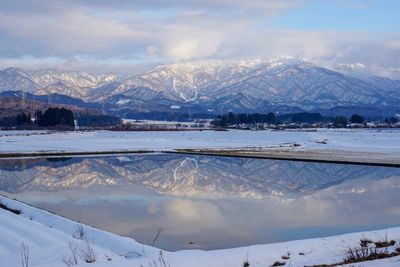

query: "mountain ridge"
left=0, top=58, right=399, bottom=115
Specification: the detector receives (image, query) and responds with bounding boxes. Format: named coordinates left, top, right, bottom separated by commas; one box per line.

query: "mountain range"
left=1, top=58, right=399, bottom=117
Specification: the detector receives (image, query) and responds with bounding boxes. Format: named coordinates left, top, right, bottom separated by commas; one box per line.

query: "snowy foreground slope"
left=1, top=195, right=400, bottom=267
left=1, top=129, right=400, bottom=154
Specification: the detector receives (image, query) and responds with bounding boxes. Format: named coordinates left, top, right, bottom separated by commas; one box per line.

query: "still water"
left=1, top=153, right=399, bottom=251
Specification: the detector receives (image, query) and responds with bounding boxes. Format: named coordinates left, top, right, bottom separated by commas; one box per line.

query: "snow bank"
left=1, top=195, right=400, bottom=267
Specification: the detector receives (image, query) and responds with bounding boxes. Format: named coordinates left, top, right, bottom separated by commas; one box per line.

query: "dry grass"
left=80, top=239, right=96, bottom=263
left=271, top=261, right=285, bottom=266
left=142, top=251, right=171, bottom=267
left=21, top=242, right=30, bottom=267
left=306, top=237, right=400, bottom=267
left=0, top=201, right=21, bottom=215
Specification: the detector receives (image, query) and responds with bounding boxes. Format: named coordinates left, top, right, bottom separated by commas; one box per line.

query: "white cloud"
left=335, top=63, right=366, bottom=71
left=386, top=40, right=400, bottom=50
left=0, top=0, right=399, bottom=78
left=162, top=26, right=223, bottom=60
left=146, top=46, right=160, bottom=60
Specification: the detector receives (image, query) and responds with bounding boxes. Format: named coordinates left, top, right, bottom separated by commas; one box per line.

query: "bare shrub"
left=62, top=242, right=79, bottom=266
left=281, top=251, right=290, bottom=260
left=271, top=261, right=285, bottom=266
left=80, top=239, right=96, bottom=263
left=21, top=242, right=30, bottom=267
left=70, top=224, right=96, bottom=264
left=306, top=237, right=400, bottom=267
left=343, top=245, right=398, bottom=264
left=373, top=233, right=396, bottom=249
left=243, top=252, right=250, bottom=267
left=151, top=228, right=162, bottom=247
left=73, top=224, right=85, bottom=239
left=360, top=238, right=373, bottom=247
left=148, top=251, right=171, bottom=267
left=343, top=235, right=399, bottom=264
left=374, top=239, right=396, bottom=248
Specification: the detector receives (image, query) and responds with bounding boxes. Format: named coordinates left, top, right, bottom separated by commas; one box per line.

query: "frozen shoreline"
left=0, top=129, right=399, bottom=166
left=172, top=148, right=400, bottom=167
left=1, top=195, right=399, bottom=267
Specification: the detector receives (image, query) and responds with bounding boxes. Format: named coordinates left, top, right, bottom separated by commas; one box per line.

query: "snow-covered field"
left=1, top=195, right=400, bottom=267
left=121, top=119, right=211, bottom=127
left=0, top=129, right=400, bottom=154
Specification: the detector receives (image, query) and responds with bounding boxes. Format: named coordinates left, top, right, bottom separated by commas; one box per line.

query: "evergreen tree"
left=276, top=112, right=324, bottom=123
left=334, top=116, right=348, bottom=128
left=37, top=107, right=75, bottom=127
left=35, top=110, right=43, bottom=125
left=16, top=112, right=31, bottom=125
left=388, top=117, right=399, bottom=124
left=77, top=114, right=121, bottom=127
left=350, top=114, right=364, bottom=124
left=227, top=112, right=236, bottom=124
left=211, top=112, right=276, bottom=127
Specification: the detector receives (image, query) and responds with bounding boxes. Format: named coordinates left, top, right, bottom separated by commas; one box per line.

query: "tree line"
left=0, top=107, right=75, bottom=129
left=36, top=107, right=75, bottom=127
left=77, top=114, right=121, bottom=127
left=211, top=112, right=276, bottom=128
left=212, top=112, right=399, bottom=128
left=1, top=107, right=123, bottom=129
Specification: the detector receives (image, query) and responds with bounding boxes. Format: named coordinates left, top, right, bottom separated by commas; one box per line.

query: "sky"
left=0, top=0, right=399, bottom=78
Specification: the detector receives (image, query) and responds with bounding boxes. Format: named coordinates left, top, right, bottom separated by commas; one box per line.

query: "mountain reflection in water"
left=1, top=153, right=399, bottom=250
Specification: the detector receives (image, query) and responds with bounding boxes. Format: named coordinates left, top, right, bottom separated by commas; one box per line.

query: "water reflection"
left=1, top=154, right=399, bottom=250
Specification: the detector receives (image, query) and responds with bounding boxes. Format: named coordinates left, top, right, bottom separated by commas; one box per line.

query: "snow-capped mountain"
left=0, top=58, right=399, bottom=113
left=0, top=67, right=124, bottom=100
left=90, top=58, right=399, bottom=112
left=368, top=76, right=400, bottom=101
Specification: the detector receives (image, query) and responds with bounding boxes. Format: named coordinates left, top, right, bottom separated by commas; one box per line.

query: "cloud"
left=162, top=25, right=224, bottom=60
left=0, top=11, right=148, bottom=56
left=0, top=0, right=399, bottom=78
left=386, top=40, right=400, bottom=50
left=75, top=0, right=300, bottom=16
left=0, top=0, right=298, bottom=60
left=335, top=63, right=366, bottom=71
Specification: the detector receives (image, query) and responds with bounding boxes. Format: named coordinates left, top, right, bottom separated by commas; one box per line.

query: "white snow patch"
left=1, top=129, right=400, bottom=158
left=116, top=99, right=131, bottom=105
left=0, top=195, right=399, bottom=267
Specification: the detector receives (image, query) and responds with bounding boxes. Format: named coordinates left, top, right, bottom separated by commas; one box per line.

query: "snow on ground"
left=121, top=119, right=211, bottom=127
left=1, top=129, right=400, bottom=266
left=0, top=129, right=400, bottom=154
left=1, top=195, right=400, bottom=267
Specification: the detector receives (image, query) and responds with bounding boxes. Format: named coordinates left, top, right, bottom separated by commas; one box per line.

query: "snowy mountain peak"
left=1, top=58, right=400, bottom=113
left=0, top=67, right=126, bottom=100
